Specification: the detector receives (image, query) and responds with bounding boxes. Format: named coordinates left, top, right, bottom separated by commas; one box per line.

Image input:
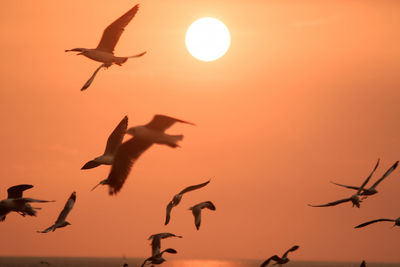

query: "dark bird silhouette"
left=101, top=115, right=194, bottom=195
left=331, top=160, right=398, bottom=198
left=355, top=216, right=400, bottom=229
left=165, top=179, right=210, bottom=225
left=37, top=192, right=76, bottom=233
left=140, top=248, right=177, bottom=267
left=360, top=260, right=366, bottom=267
left=309, top=160, right=381, bottom=208
left=65, top=4, right=146, bottom=91
left=82, top=116, right=128, bottom=171
left=0, top=184, right=54, bottom=222
left=189, top=201, right=216, bottom=230
left=260, top=245, right=299, bottom=267
left=148, top=233, right=182, bottom=256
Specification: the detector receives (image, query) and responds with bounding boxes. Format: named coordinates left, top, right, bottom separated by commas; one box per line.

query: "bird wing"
left=354, top=218, right=395, bottom=228
left=17, top=198, right=55, bottom=203
left=37, top=225, right=56, bottom=233
left=308, top=197, right=352, bottom=207
left=357, top=158, right=380, bottom=194
left=179, top=179, right=211, bottom=195
left=161, top=248, right=177, bottom=255
left=145, top=114, right=195, bottom=132
left=164, top=201, right=174, bottom=225
left=96, top=4, right=139, bottom=53
left=330, top=181, right=360, bottom=191
left=104, top=116, right=128, bottom=155
left=260, top=255, right=281, bottom=267
left=55, top=192, right=76, bottom=224
left=200, top=201, right=216, bottom=210
left=81, top=63, right=105, bottom=91
left=282, top=245, right=299, bottom=258
left=107, top=138, right=153, bottom=195
left=370, top=161, right=399, bottom=189
left=7, top=184, right=34, bottom=198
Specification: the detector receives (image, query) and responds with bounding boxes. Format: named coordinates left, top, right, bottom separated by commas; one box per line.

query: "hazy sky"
left=1, top=0, right=400, bottom=263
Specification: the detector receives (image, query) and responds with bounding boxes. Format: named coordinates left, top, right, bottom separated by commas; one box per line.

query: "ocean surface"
left=0, top=258, right=399, bottom=267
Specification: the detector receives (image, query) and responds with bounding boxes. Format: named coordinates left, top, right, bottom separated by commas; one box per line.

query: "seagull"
left=37, top=192, right=76, bottom=233
left=355, top=216, right=400, bottom=229
left=103, top=114, right=195, bottom=195
left=0, top=184, right=55, bottom=222
left=260, top=245, right=299, bottom=267
left=165, top=179, right=210, bottom=225
left=82, top=116, right=128, bottom=171
left=65, top=3, right=146, bottom=91
left=331, top=160, right=398, bottom=198
left=308, top=160, right=381, bottom=208
left=148, top=233, right=182, bottom=255
left=140, top=248, right=177, bottom=267
left=189, top=201, right=216, bottom=230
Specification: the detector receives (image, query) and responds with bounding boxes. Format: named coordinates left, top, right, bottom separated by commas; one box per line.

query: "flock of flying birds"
left=0, top=2, right=397, bottom=267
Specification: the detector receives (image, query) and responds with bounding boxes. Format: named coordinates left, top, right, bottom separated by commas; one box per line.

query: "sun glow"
left=185, top=17, right=231, bottom=62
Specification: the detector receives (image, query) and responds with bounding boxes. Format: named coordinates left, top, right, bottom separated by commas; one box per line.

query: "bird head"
left=65, top=48, right=89, bottom=55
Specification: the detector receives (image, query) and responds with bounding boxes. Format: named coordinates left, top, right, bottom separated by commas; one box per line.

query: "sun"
left=185, top=17, right=231, bottom=62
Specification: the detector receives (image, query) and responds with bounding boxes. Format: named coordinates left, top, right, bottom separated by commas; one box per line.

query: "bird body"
left=38, top=192, right=76, bottom=233
left=189, top=201, right=216, bottom=230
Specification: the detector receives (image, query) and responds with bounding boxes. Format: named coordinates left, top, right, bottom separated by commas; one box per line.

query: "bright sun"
left=185, top=17, right=231, bottom=62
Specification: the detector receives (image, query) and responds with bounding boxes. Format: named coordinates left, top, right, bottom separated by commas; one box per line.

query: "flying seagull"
left=82, top=116, right=128, bottom=171
left=165, top=179, right=210, bottom=225
left=65, top=3, right=146, bottom=91
left=308, top=160, right=381, bottom=208
left=140, top=248, right=177, bottom=267
left=100, top=114, right=195, bottom=195
left=189, top=201, right=216, bottom=230
left=355, top=216, right=400, bottom=229
left=260, top=245, right=300, bottom=267
left=148, top=233, right=182, bottom=255
left=331, top=160, right=398, bottom=198
left=0, top=184, right=55, bottom=222
left=37, top=192, right=76, bottom=233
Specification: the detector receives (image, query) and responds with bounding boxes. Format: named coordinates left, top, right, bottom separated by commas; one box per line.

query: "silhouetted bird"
left=0, top=184, right=54, bottom=222
left=65, top=4, right=146, bottom=90
left=165, top=179, right=210, bottom=225
left=141, top=248, right=177, bottom=267
left=360, top=260, right=366, bottom=267
left=37, top=192, right=76, bottom=233
left=260, top=245, right=299, bottom=267
left=39, top=261, right=51, bottom=266
left=189, top=201, right=216, bottom=230
left=103, top=114, right=195, bottom=195
left=331, top=160, right=398, bottom=198
left=355, top=216, right=400, bottom=229
left=309, top=160, right=381, bottom=208
left=82, top=116, right=128, bottom=170
left=148, top=233, right=182, bottom=255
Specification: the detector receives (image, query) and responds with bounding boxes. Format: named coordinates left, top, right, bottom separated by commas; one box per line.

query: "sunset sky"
left=1, top=0, right=400, bottom=263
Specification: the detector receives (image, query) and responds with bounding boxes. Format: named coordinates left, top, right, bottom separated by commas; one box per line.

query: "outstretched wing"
left=37, top=225, right=56, bottom=233
left=107, top=138, right=153, bottom=195
left=199, top=201, right=216, bottom=210
left=357, top=159, right=380, bottom=194
left=354, top=218, right=394, bottom=228
left=330, top=181, right=360, bottom=191
left=308, top=197, right=352, bottom=207
left=7, top=184, right=33, bottom=198
left=104, top=116, right=128, bottom=155
left=55, top=192, right=76, bottom=224
left=260, top=255, right=281, bottom=267
left=370, top=161, right=399, bottom=189
left=165, top=202, right=174, bottom=225
left=96, top=4, right=139, bottom=53
left=81, top=63, right=105, bottom=91
left=179, top=180, right=211, bottom=195
left=145, top=114, right=195, bottom=132
left=282, top=245, right=299, bottom=258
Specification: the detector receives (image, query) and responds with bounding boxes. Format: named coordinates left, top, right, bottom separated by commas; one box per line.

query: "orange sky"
left=1, top=0, right=400, bottom=263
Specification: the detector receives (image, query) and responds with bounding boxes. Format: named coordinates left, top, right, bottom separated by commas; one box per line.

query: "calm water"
left=0, top=258, right=399, bottom=267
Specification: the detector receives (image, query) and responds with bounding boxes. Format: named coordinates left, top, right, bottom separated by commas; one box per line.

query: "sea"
left=0, top=258, right=399, bottom=267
